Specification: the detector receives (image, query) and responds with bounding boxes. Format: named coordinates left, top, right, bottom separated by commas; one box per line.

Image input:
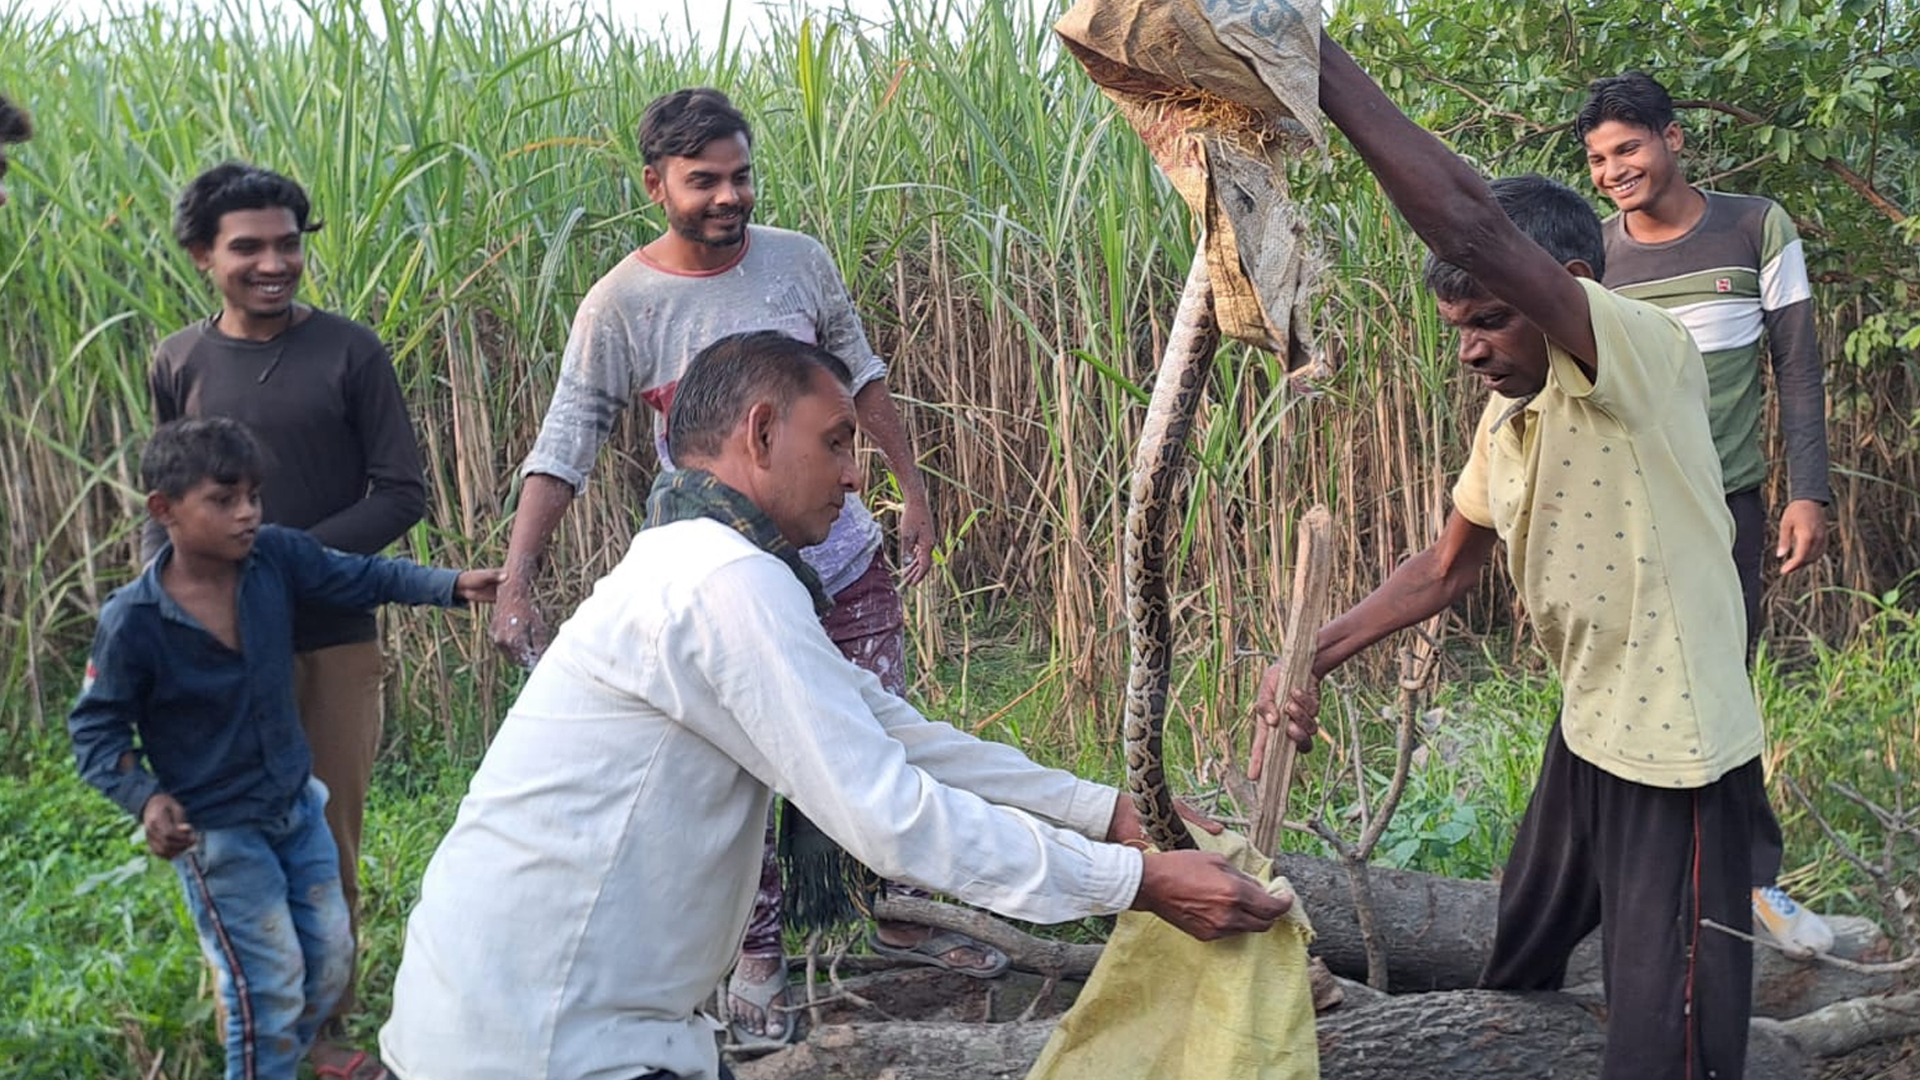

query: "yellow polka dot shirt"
left=1452, top=279, right=1763, bottom=788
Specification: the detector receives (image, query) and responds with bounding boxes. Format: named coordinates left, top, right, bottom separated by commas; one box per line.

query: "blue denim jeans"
left=173, top=776, right=353, bottom=1080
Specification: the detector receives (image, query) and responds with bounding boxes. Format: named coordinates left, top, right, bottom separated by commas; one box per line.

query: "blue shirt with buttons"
left=69, top=525, right=462, bottom=830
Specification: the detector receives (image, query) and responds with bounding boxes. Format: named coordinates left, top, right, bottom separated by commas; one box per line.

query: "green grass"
left=1753, top=583, right=1920, bottom=911
left=0, top=736, right=215, bottom=1078
left=7, top=596, right=1920, bottom=1076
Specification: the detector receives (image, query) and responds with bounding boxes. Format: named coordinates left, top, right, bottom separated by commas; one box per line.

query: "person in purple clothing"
left=70, top=418, right=501, bottom=1080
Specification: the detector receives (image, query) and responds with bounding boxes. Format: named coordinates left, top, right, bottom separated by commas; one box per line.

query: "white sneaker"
left=1752, top=884, right=1835, bottom=959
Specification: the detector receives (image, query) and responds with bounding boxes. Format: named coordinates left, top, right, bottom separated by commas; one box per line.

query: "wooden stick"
left=1253, top=505, right=1334, bottom=857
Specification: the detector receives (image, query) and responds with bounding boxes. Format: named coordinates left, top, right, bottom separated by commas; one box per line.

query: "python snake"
left=1122, top=251, right=1220, bottom=853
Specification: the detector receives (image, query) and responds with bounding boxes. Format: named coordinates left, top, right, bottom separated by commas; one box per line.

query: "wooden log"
left=873, top=866, right=1902, bottom=1017
left=1313, top=990, right=1814, bottom=1080
left=1279, top=854, right=1902, bottom=1018
left=872, top=895, right=1104, bottom=978
left=733, top=1020, right=1054, bottom=1080
left=1252, top=505, right=1333, bottom=856
left=1756, top=988, right=1920, bottom=1058
left=736, top=994, right=1817, bottom=1080
left=1273, top=851, right=1575, bottom=991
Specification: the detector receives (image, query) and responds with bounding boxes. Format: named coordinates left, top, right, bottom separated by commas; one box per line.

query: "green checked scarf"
left=643, top=467, right=833, bottom=616
left=642, top=467, right=871, bottom=931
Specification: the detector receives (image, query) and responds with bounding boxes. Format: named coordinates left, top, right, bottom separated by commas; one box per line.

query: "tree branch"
left=1674, top=97, right=1909, bottom=224
left=871, top=897, right=1103, bottom=978
left=1753, top=988, right=1920, bottom=1058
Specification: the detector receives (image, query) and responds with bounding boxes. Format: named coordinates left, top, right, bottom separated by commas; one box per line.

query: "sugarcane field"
left=2, top=1, right=1918, bottom=1078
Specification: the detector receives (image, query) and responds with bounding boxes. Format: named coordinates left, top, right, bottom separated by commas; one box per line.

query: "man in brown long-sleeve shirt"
left=147, top=162, right=423, bottom=1080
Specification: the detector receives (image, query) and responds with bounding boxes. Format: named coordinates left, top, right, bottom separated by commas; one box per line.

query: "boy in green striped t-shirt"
left=1579, top=70, right=1835, bottom=958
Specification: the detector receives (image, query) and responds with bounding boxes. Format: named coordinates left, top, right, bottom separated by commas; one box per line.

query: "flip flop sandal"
left=314, top=1049, right=390, bottom=1080
left=723, top=960, right=800, bottom=1051
left=867, top=930, right=1011, bottom=979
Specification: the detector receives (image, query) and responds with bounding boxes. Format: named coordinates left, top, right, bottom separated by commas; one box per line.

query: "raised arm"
left=1316, top=33, right=1597, bottom=371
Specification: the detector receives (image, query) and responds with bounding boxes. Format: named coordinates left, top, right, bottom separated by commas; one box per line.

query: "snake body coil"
left=1122, top=253, right=1219, bottom=853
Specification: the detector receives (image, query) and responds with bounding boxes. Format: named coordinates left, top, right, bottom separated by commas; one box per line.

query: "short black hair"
left=141, top=418, right=267, bottom=499
left=667, top=331, right=854, bottom=462
left=0, top=93, right=30, bottom=183
left=1422, top=175, right=1605, bottom=302
left=1575, top=71, right=1676, bottom=143
left=173, top=162, right=323, bottom=249
left=0, top=94, right=30, bottom=145
left=638, top=88, right=752, bottom=166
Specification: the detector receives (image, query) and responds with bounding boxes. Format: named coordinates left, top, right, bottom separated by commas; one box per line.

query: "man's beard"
left=671, top=207, right=750, bottom=248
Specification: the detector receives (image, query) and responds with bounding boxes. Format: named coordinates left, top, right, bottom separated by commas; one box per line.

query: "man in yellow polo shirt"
left=1253, top=34, right=1766, bottom=1080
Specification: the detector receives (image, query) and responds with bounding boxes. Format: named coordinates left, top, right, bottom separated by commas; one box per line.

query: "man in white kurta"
left=382, top=330, right=1290, bottom=1080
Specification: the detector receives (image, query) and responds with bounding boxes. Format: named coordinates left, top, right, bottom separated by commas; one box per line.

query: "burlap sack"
left=1055, top=0, right=1322, bottom=359
left=1023, top=825, right=1319, bottom=1080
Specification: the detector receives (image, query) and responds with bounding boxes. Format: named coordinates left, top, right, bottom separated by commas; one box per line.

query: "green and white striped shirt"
left=1601, top=191, right=1830, bottom=503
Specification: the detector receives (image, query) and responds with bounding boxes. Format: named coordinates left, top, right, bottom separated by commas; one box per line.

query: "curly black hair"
left=172, top=162, right=323, bottom=249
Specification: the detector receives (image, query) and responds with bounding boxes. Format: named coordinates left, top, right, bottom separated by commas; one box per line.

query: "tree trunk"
left=737, top=993, right=1817, bottom=1080
left=732, top=1021, right=1054, bottom=1080
left=1272, top=852, right=1598, bottom=991
left=1277, top=853, right=1902, bottom=1017
left=737, top=877, right=1913, bottom=1080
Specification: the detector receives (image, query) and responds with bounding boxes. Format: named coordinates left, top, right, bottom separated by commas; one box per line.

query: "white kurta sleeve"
left=669, top=556, right=1141, bottom=923
left=861, top=682, right=1119, bottom=840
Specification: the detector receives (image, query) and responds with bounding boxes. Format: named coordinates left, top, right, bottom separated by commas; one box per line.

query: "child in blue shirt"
left=69, top=417, right=500, bottom=1080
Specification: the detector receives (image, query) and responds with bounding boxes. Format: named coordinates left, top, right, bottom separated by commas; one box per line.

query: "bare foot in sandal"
left=725, top=952, right=795, bottom=1046
left=871, top=922, right=1009, bottom=978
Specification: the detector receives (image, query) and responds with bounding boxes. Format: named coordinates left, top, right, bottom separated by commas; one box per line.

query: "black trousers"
left=1481, top=726, right=1762, bottom=1080
left=1726, top=488, right=1785, bottom=888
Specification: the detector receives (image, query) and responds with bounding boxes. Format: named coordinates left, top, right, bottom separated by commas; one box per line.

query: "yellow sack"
left=1054, top=0, right=1323, bottom=361
left=1025, top=827, right=1319, bottom=1080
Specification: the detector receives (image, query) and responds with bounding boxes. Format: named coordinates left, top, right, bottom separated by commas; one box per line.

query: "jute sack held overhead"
left=1054, top=0, right=1323, bottom=363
